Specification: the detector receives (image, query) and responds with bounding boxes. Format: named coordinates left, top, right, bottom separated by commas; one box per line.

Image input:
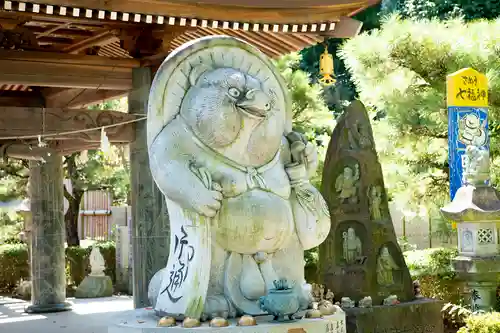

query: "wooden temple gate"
left=0, top=0, right=376, bottom=312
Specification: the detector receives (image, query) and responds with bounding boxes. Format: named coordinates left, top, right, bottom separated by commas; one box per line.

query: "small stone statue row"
left=340, top=295, right=400, bottom=309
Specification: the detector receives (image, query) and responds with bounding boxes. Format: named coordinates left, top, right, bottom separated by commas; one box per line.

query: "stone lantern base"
left=452, top=255, right=500, bottom=311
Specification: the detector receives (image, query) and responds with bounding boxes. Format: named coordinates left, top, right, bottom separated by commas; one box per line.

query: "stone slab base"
left=25, top=301, right=72, bottom=314
left=75, top=275, right=113, bottom=298
left=344, top=298, right=443, bottom=333
left=109, top=308, right=347, bottom=333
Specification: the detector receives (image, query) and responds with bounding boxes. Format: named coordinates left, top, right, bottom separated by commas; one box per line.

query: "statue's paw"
left=191, top=189, right=223, bottom=218
left=304, top=141, right=318, bottom=173
left=202, top=295, right=235, bottom=320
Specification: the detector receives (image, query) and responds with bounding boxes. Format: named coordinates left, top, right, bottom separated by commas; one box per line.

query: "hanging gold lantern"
left=319, top=46, right=336, bottom=86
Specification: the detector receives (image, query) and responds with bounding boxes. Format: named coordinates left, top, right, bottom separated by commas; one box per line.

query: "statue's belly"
left=215, top=190, right=294, bottom=254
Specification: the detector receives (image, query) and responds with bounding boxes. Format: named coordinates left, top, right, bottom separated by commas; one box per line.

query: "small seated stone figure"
left=341, top=297, right=355, bottom=308
left=318, top=300, right=336, bottom=316
left=325, top=289, right=334, bottom=303
left=377, top=246, right=398, bottom=286
left=335, top=165, right=360, bottom=205
left=343, top=227, right=362, bottom=264
left=311, top=283, right=321, bottom=301
left=369, top=186, right=383, bottom=221
left=358, top=296, right=372, bottom=308
left=383, top=295, right=399, bottom=306
left=348, top=119, right=372, bottom=150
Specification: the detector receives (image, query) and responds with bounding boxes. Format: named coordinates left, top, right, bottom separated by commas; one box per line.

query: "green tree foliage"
left=273, top=52, right=334, bottom=188
left=0, top=160, right=28, bottom=202
left=340, top=16, right=500, bottom=209
left=382, top=0, right=500, bottom=21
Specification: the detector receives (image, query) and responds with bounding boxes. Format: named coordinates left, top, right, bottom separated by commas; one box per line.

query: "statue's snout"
left=236, top=89, right=272, bottom=118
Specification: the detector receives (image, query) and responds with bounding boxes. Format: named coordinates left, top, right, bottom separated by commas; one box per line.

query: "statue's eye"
left=228, top=87, right=241, bottom=98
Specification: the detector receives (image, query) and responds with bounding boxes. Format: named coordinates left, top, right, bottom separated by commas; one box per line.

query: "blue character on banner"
left=448, top=107, right=489, bottom=200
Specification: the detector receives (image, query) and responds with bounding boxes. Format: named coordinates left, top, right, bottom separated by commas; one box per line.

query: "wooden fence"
left=63, top=179, right=112, bottom=241
left=79, top=189, right=112, bottom=240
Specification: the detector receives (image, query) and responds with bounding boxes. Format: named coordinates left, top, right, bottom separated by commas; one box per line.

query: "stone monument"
left=318, top=101, right=443, bottom=333
left=75, top=246, right=113, bottom=298
left=110, top=36, right=346, bottom=332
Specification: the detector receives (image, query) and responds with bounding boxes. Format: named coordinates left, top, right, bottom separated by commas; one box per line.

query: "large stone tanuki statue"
left=146, top=36, right=330, bottom=321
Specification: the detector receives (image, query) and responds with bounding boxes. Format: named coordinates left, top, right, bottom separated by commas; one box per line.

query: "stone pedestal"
left=344, top=299, right=444, bottom=333
left=25, top=155, right=71, bottom=313
left=75, top=275, right=113, bottom=298
left=129, top=67, right=170, bottom=308
left=109, top=308, right=347, bottom=333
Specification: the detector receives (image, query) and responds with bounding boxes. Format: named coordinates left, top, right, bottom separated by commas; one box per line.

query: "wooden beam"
left=1, top=144, right=54, bottom=161
left=0, top=91, right=45, bottom=107
left=320, top=17, right=363, bottom=38
left=0, top=107, right=136, bottom=143
left=49, top=140, right=118, bottom=155
left=34, top=0, right=366, bottom=24
left=43, top=88, right=127, bottom=108
left=0, top=50, right=138, bottom=89
left=0, top=17, right=27, bottom=30
left=0, top=49, right=139, bottom=67
left=62, top=30, right=119, bottom=54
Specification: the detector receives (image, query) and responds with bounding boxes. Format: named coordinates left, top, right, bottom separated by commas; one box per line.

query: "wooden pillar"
left=129, top=67, right=170, bottom=309
left=26, top=154, right=71, bottom=313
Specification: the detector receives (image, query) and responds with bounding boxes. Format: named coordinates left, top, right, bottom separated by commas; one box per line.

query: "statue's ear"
left=189, top=64, right=212, bottom=86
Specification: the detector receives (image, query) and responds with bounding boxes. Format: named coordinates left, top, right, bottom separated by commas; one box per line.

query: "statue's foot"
left=202, top=295, right=236, bottom=321
left=147, top=268, right=167, bottom=308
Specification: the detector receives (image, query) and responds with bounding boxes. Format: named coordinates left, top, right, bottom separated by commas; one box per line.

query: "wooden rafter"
left=62, top=29, right=119, bottom=54
left=35, top=22, right=70, bottom=38
left=197, top=27, right=281, bottom=58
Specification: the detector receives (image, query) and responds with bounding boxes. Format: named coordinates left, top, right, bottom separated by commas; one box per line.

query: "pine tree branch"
left=0, top=164, right=29, bottom=179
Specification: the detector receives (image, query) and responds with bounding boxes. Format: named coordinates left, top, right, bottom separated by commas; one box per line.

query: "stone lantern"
left=441, top=145, right=500, bottom=311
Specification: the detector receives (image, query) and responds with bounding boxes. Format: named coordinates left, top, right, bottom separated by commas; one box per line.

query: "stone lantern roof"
left=440, top=185, right=500, bottom=222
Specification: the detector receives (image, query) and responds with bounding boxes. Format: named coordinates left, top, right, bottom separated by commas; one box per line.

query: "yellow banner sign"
left=446, top=68, right=488, bottom=107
